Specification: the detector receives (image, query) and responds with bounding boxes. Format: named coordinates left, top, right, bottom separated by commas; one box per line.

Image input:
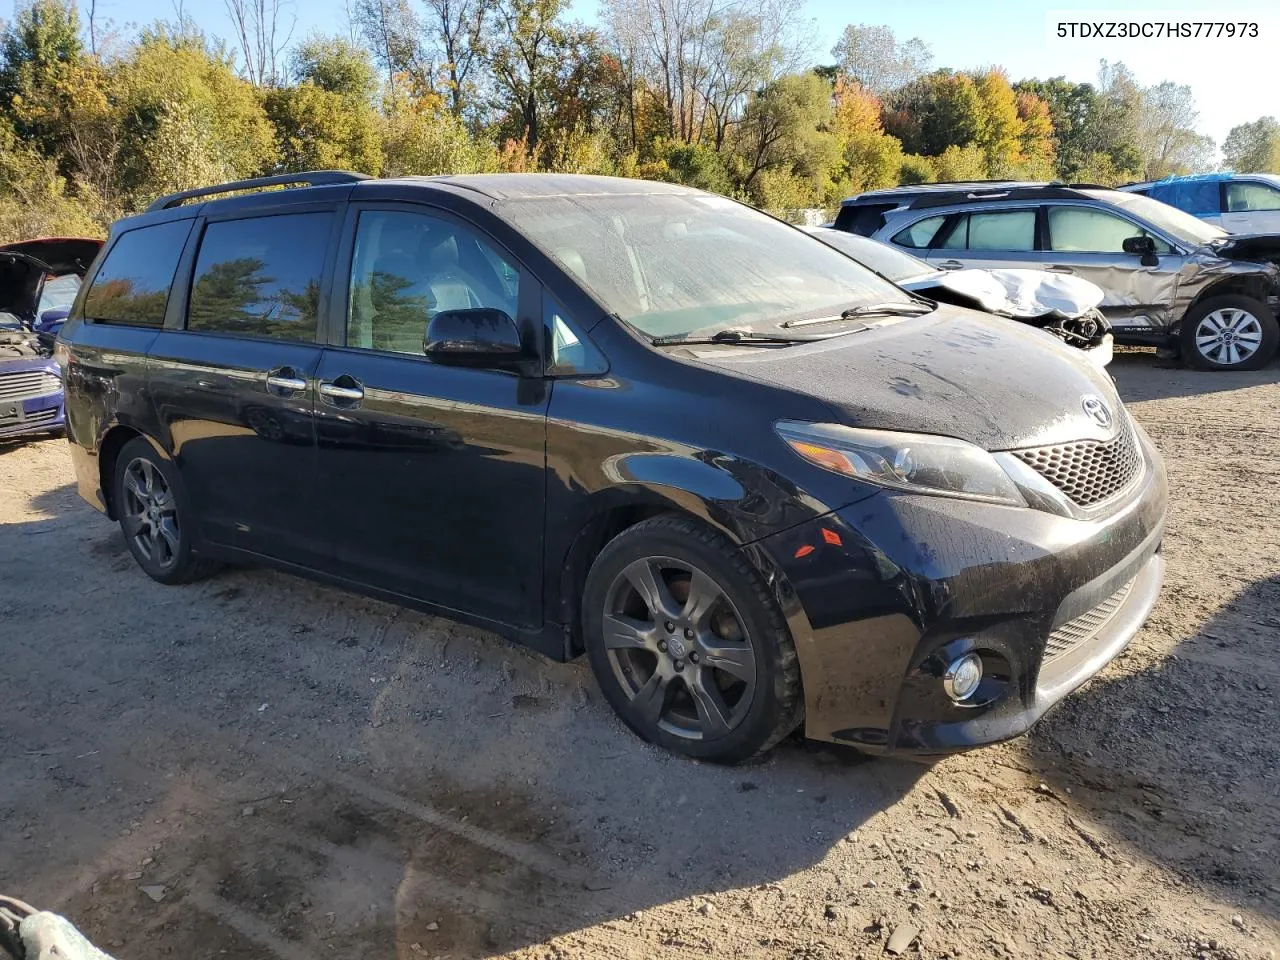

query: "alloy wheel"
left=602, top=557, right=757, bottom=741
left=121, top=457, right=180, bottom=570
left=1195, top=308, right=1263, bottom=366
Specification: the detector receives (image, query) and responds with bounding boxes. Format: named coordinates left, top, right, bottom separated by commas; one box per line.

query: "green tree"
left=1222, top=117, right=1280, bottom=173
left=1015, top=75, right=1141, bottom=182
left=830, top=78, right=904, bottom=194
left=111, top=28, right=278, bottom=202
left=0, top=0, right=87, bottom=161
left=484, top=0, right=579, bottom=155
left=291, top=35, right=378, bottom=99
left=972, top=69, right=1023, bottom=176
left=264, top=83, right=383, bottom=174
left=732, top=71, right=838, bottom=205
left=884, top=70, right=985, bottom=158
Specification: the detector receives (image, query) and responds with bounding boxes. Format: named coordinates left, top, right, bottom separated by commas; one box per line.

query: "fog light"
left=943, top=653, right=983, bottom=702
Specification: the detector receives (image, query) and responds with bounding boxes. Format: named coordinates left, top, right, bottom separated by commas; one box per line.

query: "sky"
left=29, top=0, right=1280, bottom=156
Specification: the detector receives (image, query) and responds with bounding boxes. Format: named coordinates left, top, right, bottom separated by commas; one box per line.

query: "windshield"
left=503, top=193, right=908, bottom=338
left=804, top=228, right=935, bottom=282
left=38, top=273, right=82, bottom=315
left=1093, top=190, right=1226, bottom=246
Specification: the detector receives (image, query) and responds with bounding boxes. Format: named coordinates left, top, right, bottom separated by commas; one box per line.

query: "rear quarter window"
left=82, top=220, right=193, bottom=326
left=891, top=215, right=947, bottom=249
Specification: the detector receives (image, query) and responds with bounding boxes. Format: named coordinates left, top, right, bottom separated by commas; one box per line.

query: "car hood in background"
left=904, top=268, right=1106, bottom=320
left=1210, top=233, right=1280, bottom=265
left=692, top=306, right=1122, bottom=451
left=0, top=237, right=102, bottom=275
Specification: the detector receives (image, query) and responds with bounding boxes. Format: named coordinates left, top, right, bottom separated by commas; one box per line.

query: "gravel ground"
left=1, top=353, right=1277, bottom=960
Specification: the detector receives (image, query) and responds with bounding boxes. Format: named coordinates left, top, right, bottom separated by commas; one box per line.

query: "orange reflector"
left=794, top=544, right=815, bottom=558
left=821, top=528, right=842, bottom=546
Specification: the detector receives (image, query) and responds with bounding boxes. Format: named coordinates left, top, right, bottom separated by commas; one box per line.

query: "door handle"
left=265, top=374, right=307, bottom=392
left=319, top=380, right=364, bottom=403
left=1045, top=265, right=1075, bottom=274
left=938, top=260, right=964, bottom=270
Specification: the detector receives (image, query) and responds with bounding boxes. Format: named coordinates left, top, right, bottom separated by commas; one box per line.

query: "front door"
left=148, top=209, right=339, bottom=564
left=311, top=205, right=549, bottom=628
left=1037, top=204, right=1187, bottom=336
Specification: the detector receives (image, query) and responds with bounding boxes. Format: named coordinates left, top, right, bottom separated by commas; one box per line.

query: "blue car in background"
left=1121, top=173, right=1280, bottom=235
left=1, top=238, right=103, bottom=441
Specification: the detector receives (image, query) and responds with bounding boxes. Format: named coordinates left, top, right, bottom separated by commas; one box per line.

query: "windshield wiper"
left=781, top=301, right=934, bottom=329
left=651, top=329, right=810, bottom=346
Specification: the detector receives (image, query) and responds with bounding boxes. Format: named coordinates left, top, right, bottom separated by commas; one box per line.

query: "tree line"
left=2, top=0, right=1278, bottom=241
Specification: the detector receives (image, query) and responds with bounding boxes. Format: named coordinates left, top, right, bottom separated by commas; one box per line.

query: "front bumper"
left=759, top=425, right=1167, bottom=755
left=0, top=377, right=64, bottom=440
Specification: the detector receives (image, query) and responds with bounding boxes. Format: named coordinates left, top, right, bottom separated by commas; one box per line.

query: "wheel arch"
left=97, top=424, right=166, bottom=520
left=551, top=487, right=744, bottom=658
left=1182, top=275, right=1277, bottom=325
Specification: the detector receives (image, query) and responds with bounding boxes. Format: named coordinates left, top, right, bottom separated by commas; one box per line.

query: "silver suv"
left=834, top=182, right=1280, bottom=370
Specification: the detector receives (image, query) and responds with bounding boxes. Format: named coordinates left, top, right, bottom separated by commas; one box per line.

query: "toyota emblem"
left=1081, top=395, right=1112, bottom=429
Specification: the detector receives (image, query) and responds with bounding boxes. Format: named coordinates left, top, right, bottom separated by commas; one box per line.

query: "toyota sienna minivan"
left=58, top=172, right=1167, bottom=763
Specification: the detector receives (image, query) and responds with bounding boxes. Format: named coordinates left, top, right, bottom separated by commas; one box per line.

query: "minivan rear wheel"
left=1180, top=295, right=1278, bottom=370
left=582, top=516, right=803, bottom=763
left=113, top=437, right=219, bottom=585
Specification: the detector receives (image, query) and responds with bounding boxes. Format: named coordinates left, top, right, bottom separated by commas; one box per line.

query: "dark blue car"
left=0, top=238, right=102, bottom=441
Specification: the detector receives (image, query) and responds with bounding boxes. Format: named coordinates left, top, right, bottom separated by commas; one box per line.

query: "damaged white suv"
left=834, top=182, right=1280, bottom=371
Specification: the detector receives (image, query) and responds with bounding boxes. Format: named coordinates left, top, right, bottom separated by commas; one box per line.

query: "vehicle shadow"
left=1108, top=349, right=1280, bottom=403
left=0, top=492, right=931, bottom=960
left=1024, top=573, right=1280, bottom=925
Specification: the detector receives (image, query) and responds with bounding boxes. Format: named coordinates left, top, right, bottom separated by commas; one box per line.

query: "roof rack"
left=904, top=183, right=1098, bottom=210
left=145, top=170, right=371, bottom=212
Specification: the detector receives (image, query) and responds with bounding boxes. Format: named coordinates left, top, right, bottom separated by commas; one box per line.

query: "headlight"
left=776, top=421, right=1025, bottom=506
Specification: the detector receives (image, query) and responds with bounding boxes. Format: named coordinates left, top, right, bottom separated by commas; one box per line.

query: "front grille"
left=1044, top=578, right=1135, bottom=661
left=0, top=370, right=60, bottom=403
left=1012, top=425, right=1141, bottom=507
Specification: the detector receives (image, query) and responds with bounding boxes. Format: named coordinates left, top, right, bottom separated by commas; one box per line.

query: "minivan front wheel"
left=582, top=517, right=803, bottom=763
left=1180, top=295, right=1278, bottom=370
left=113, top=437, right=218, bottom=585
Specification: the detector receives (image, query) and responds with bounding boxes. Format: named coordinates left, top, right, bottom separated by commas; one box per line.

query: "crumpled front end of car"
left=758, top=415, right=1168, bottom=755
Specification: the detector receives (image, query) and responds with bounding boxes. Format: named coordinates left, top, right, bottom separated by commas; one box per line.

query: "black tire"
left=1179, top=295, right=1278, bottom=371
left=112, top=436, right=219, bottom=585
left=581, top=515, right=803, bottom=763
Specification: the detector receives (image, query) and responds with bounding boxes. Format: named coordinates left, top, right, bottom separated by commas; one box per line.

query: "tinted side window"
left=1047, top=206, right=1171, bottom=254
left=347, top=210, right=520, bottom=355
left=83, top=220, right=192, bottom=326
left=941, top=210, right=1036, bottom=251
left=891, top=215, right=947, bottom=248
left=1171, top=180, right=1221, bottom=216
left=187, top=212, right=331, bottom=341
left=1226, top=181, right=1280, bottom=212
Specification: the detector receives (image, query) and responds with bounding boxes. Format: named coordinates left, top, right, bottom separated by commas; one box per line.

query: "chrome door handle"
left=319, top=382, right=364, bottom=402
left=938, top=259, right=964, bottom=270
left=1045, top=265, right=1075, bottom=274
left=265, top=374, right=307, bottom=392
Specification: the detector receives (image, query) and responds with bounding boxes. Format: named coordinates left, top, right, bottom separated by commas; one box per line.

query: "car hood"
left=690, top=306, right=1123, bottom=451
left=1209, top=233, right=1280, bottom=265
left=903, top=268, right=1106, bottom=320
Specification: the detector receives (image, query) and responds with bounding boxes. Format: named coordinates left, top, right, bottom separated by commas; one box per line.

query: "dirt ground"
left=1, top=353, right=1277, bottom=960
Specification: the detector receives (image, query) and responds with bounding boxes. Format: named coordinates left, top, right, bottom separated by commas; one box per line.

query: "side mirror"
left=1122, top=235, right=1159, bottom=266
left=424, top=308, right=525, bottom=367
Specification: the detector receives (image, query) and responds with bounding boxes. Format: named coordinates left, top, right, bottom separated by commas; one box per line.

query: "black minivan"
left=58, top=171, right=1167, bottom=763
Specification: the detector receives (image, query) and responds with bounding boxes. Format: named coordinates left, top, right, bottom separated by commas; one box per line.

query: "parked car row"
left=832, top=181, right=1280, bottom=370
left=55, top=170, right=1167, bottom=764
